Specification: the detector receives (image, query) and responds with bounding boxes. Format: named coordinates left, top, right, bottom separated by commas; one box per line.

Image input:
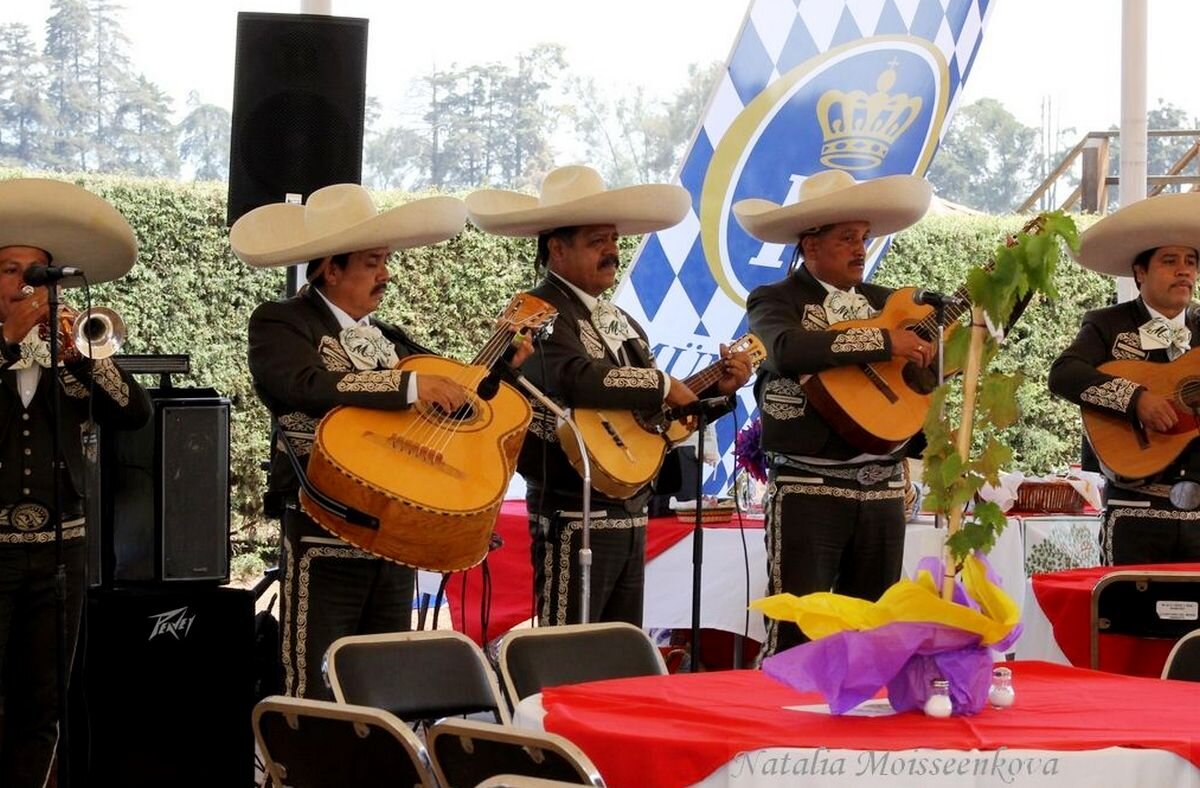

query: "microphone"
left=476, top=339, right=521, bottom=401
left=912, top=289, right=958, bottom=308
left=23, top=265, right=83, bottom=286
left=663, top=396, right=734, bottom=424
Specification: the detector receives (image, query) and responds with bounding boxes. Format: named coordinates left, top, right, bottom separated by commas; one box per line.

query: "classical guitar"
left=301, top=293, right=557, bottom=572
left=1082, top=348, right=1200, bottom=482
left=561, top=333, right=766, bottom=499
left=802, top=285, right=971, bottom=454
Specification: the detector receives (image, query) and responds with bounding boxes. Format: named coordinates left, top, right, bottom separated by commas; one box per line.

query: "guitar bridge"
left=363, top=431, right=466, bottom=479
left=598, top=413, right=636, bottom=462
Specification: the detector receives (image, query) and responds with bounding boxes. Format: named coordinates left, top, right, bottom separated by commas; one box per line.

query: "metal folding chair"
left=1089, top=570, right=1200, bottom=669
left=428, top=718, right=604, bottom=787
left=253, top=695, right=437, bottom=788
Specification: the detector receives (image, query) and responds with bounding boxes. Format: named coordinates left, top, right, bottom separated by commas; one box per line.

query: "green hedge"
left=0, top=170, right=1111, bottom=571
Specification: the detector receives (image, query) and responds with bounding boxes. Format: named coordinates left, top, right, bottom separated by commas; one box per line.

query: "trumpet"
left=19, top=285, right=126, bottom=361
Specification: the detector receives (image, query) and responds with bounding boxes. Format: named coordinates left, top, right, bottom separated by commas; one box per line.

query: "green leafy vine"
left=921, top=211, right=1080, bottom=566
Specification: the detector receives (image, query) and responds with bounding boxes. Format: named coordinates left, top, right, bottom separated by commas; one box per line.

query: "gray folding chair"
left=428, top=718, right=604, bottom=787
left=1162, top=628, right=1200, bottom=681
left=253, top=695, right=437, bottom=788
left=1089, top=570, right=1200, bottom=669
left=498, top=623, right=666, bottom=711
left=326, top=630, right=511, bottom=726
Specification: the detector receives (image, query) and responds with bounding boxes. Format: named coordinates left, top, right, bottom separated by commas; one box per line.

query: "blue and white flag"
left=614, top=0, right=996, bottom=493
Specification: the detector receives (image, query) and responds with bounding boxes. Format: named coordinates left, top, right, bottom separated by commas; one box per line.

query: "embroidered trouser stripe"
left=761, top=475, right=906, bottom=660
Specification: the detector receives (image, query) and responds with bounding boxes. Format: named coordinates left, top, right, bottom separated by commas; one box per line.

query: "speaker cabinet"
left=73, top=586, right=255, bottom=787
left=227, top=12, right=369, bottom=226
left=99, top=388, right=231, bottom=585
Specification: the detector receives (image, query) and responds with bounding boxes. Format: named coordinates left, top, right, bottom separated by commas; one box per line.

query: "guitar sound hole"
left=1180, top=377, right=1200, bottom=412
left=431, top=402, right=477, bottom=422
left=901, top=361, right=937, bottom=395
left=634, top=409, right=668, bottom=434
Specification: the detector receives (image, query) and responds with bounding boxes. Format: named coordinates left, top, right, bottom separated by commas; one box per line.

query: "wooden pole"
left=942, top=305, right=989, bottom=600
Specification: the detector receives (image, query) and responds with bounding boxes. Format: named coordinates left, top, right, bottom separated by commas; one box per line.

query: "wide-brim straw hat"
left=733, top=170, right=932, bottom=243
left=465, top=165, right=691, bottom=237
left=230, top=184, right=467, bottom=268
left=1075, top=191, right=1200, bottom=277
left=0, top=178, right=137, bottom=284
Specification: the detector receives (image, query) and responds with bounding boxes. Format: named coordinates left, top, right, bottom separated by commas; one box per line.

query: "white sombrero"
left=465, top=165, right=691, bottom=237
left=733, top=170, right=932, bottom=243
left=1075, top=191, right=1200, bottom=277
left=230, top=183, right=467, bottom=268
left=0, top=178, right=137, bottom=284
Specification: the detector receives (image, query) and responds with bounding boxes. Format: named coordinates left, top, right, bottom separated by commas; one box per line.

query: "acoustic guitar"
left=561, top=333, right=766, bottom=499
left=803, top=285, right=971, bottom=454
left=1082, top=348, right=1200, bottom=482
left=301, top=293, right=557, bottom=572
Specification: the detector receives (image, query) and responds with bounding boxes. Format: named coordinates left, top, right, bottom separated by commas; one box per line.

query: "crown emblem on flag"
left=816, top=62, right=922, bottom=170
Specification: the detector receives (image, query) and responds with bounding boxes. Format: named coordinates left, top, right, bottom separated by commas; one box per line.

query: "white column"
left=1116, top=0, right=1147, bottom=303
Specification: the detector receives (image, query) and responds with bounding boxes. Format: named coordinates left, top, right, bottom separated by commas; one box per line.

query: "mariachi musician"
left=1049, top=191, right=1200, bottom=565
left=0, top=178, right=151, bottom=787
left=465, top=165, right=752, bottom=627
left=235, top=185, right=531, bottom=699
left=736, top=169, right=933, bottom=657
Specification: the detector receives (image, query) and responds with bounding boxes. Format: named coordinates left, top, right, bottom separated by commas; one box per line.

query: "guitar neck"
left=683, top=361, right=723, bottom=395
left=912, top=282, right=972, bottom=340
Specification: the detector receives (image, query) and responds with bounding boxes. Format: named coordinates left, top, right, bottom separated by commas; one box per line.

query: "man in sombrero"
left=466, top=165, right=752, bottom=626
left=234, top=185, right=526, bottom=699
left=736, top=169, right=933, bottom=657
left=1049, top=191, right=1200, bottom=565
left=0, top=178, right=151, bottom=786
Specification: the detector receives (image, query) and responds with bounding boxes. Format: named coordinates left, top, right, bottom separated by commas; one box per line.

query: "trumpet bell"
left=73, top=307, right=125, bottom=360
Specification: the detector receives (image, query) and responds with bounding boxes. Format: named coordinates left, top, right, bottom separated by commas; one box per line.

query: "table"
left=536, top=662, right=1200, bottom=788
left=440, top=505, right=1030, bottom=645
left=1014, top=562, right=1200, bottom=676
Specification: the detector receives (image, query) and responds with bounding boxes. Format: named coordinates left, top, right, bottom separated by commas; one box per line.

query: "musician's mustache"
left=372, top=283, right=388, bottom=296
left=599, top=255, right=620, bottom=269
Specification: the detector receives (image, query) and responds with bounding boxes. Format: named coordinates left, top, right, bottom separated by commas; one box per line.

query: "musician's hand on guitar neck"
left=510, top=331, right=535, bottom=367
left=1136, top=390, right=1179, bottom=433
left=888, top=329, right=932, bottom=367
left=666, top=376, right=699, bottom=429
left=416, top=374, right=469, bottom=413
left=715, top=344, right=753, bottom=395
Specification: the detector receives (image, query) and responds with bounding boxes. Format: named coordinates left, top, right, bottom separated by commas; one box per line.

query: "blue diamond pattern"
left=829, top=6, right=865, bottom=47
left=680, top=130, right=713, bottom=201
left=677, top=240, right=719, bottom=316
left=945, top=0, right=973, bottom=38
left=628, top=234, right=674, bottom=320
left=875, top=0, right=910, bottom=35
left=775, top=16, right=819, bottom=74
left=910, top=0, right=948, bottom=39
left=727, top=24, right=775, bottom=106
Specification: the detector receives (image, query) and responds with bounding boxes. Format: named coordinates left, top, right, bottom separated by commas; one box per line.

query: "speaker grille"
left=227, top=13, right=368, bottom=226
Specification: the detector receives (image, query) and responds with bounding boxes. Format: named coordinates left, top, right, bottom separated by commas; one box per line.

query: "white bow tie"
left=823, top=290, right=875, bottom=324
left=339, top=324, right=399, bottom=370
left=5, top=327, right=52, bottom=371
left=592, top=300, right=639, bottom=344
left=1139, top=317, right=1191, bottom=361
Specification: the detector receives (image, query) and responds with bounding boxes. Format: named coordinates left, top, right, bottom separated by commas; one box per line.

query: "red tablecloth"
left=445, top=501, right=762, bottom=644
left=542, top=661, right=1200, bottom=788
left=1030, top=562, right=1200, bottom=677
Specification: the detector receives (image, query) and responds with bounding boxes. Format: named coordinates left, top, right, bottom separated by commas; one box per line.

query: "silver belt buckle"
left=10, top=502, right=50, bottom=532
left=855, top=464, right=892, bottom=486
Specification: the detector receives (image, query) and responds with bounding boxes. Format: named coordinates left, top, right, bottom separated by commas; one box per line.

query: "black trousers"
left=0, top=539, right=85, bottom=788
left=527, top=492, right=647, bottom=627
left=762, top=470, right=906, bottom=658
left=280, top=506, right=414, bottom=700
left=1102, top=504, right=1200, bottom=565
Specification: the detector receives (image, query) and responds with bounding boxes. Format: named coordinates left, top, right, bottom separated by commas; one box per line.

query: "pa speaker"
left=226, top=12, right=369, bottom=226
left=101, top=388, right=231, bottom=585
left=73, top=586, right=255, bottom=787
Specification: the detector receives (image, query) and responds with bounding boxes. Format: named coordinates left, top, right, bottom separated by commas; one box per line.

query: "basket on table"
left=1014, top=479, right=1087, bottom=513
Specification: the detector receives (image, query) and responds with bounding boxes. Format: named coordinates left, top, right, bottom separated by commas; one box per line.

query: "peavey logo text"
left=148, top=606, right=196, bottom=641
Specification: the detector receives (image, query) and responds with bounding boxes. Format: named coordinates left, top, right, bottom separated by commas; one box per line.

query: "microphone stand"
left=47, top=279, right=73, bottom=788
left=689, top=411, right=708, bottom=673
left=505, top=366, right=594, bottom=624
left=932, top=299, right=948, bottom=532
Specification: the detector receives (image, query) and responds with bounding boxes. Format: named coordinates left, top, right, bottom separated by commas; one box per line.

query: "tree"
left=927, top=98, right=1039, bottom=213
left=178, top=90, right=230, bottom=181
left=108, top=74, right=178, bottom=176
left=0, top=23, right=53, bottom=166
left=570, top=60, right=720, bottom=186
left=43, top=0, right=95, bottom=170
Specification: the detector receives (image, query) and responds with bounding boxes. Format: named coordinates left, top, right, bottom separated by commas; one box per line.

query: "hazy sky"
left=6, top=1, right=1199, bottom=146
